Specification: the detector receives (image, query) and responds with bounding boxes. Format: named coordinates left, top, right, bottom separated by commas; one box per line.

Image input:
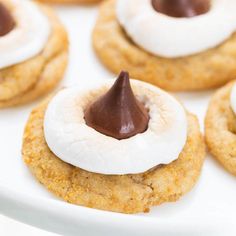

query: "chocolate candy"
left=84, top=71, right=149, bottom=140
left=0, top=3, right=15, bottom=36
left=152, top=0, right=210, bottom=18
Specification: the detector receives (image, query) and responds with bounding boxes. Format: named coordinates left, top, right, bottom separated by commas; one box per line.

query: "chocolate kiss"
left=84, top=71, right=150, bottom=140
left=152, top=0, right=211, bottom=18
left=0, top=2, right=15, bottom=37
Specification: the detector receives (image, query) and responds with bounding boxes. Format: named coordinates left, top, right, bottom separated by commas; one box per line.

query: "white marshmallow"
left=116, top=0, right=236, bottom=58
left=44, top=80, right=187, bottom=175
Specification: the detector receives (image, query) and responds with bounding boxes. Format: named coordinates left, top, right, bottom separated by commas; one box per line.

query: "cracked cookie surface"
left=93, top=0, right=236, bottom=91
left=22, top=96, right=205, bottom=214
left=205, top=81, right=236, bottom=176
left=0, top=3, right=68, bottom=108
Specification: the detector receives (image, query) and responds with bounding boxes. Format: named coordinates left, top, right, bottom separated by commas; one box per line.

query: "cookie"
left=0, top=3, right=68, bottom=108
left=93, top=0, right=236, bottom=91
left=22, top=97, right=205, bottom=214
left=205, top=81, right=236, bottom=176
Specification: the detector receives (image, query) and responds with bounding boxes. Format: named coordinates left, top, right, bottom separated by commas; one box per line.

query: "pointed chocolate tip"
left=118, top=71, right=129, bottom=81
left=114, top=71, right=130, bottom=87
left=0, top=3, right=15, bottom=37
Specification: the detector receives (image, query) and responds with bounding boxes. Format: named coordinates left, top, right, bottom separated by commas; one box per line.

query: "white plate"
left=0, top=5, right=236, bottom=236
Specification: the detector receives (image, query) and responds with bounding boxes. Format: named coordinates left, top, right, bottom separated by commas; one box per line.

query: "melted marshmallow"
left=44, top=80, right=187, bottom=175
left=116, top=0, right=236, bottom=58
left=0, top=0, right=50, bottom=69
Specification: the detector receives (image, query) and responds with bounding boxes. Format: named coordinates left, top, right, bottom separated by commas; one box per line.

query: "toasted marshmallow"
left=44, top=79, right=187, bottom=175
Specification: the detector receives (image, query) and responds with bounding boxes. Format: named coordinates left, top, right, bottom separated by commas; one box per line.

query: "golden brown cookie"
left=93, top=0, right=236, bottom=91
left=22, top=96, right=205, bottom=214
left=0, top=3, right=68, bottom=108
left=205, top=81, right=236, bottom=176
left=38, top=0, right=101, bottom=4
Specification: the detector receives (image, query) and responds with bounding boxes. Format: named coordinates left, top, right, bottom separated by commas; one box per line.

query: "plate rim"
left=0, top=183, right=234, bottom=236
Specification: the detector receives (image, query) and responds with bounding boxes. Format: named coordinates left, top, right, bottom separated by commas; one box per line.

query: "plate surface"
left=0, top=4, right=236, bottom=236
